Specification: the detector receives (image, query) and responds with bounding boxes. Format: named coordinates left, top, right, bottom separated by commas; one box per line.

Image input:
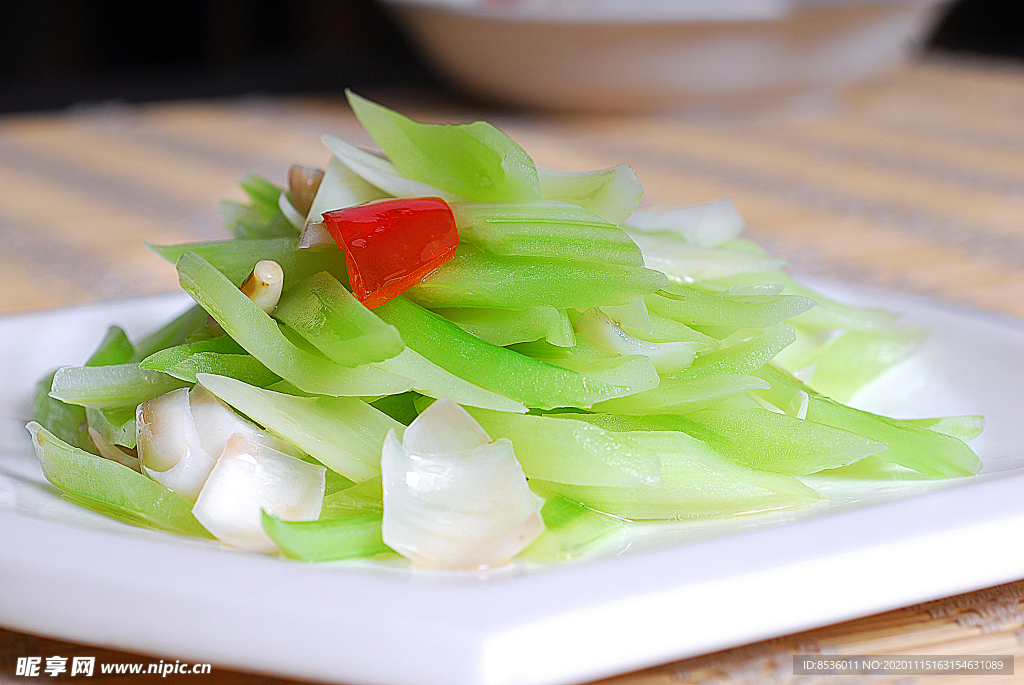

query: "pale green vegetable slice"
left=467, top=408, right=661, bottom=487
left=670, top=326, right=796, bottom=380
left=176, top=251, right=412, bottom=397
left=262, top=512, right=390, bottom=562
left=347, top=90, right=540, bottom=202
left=625, top=197, right=745, bottom=247
left=627, top=232, right=786, bottom=282
left=197, top=373, right=401, bottom=482
left=434, top=306, right=574, bottom=347
left=320, top=133, right=452, bottom=200
left=27, top=422, right=211, bottom=537
left=906, top=415, right=985, bottom=442
left=538, top=164, right=643, bottom=224
left=50, top=363, right=188, bottom=410
left=592, top=374, right=769, bottom=416
left=649, top=286, right=816, bottom=329
left=518, top=492, right=625, bottom=562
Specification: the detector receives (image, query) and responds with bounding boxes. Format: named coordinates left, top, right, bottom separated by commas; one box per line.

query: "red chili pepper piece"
left=322, top=197, right=459, bottom=308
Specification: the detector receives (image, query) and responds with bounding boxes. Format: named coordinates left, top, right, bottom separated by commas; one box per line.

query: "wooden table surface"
left=2, top=56, right=1024, bottom=683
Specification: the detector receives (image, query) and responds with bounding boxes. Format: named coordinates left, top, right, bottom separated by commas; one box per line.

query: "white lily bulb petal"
left=402, top=397, right=491, bottom=455
left=382, top=402, right=544, bottom=570
left=193, top=433, right=325, bottom=554
left=574, top=308, right=697, bottom=374
left=187, top=385, right=298, bottom=458
left=137, top=388, right=217, bottom=501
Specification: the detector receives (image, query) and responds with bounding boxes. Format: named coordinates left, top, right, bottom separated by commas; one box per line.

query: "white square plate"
left=2, top=280, right=1023, bottom=685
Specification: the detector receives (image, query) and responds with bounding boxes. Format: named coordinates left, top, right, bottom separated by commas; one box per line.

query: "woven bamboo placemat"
left=1, top=55, right=1023, bottom=683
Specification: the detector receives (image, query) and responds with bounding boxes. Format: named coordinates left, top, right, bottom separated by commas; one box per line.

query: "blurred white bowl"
left=381, top=0, right=951, bottom=112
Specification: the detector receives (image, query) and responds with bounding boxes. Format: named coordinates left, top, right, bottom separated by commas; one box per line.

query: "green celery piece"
left=27, top=422, right=211, bottom=538
left=33, top=371, right=92, bottom=452
left=905, top=415, right=985, bottom=442
left=563, top=410, right=883, bottom=475
left=369, top=393, right=420, bottom=426
left=321, top=478, right=384, bottom=518
left=273, top=271, right=404, bottom=367
left=782, top=326, right=928, bottom=403
left=537, top=165, right=643, bottom=225
left=374, top=296, right=635, bottom=409
left=86, top=327, right=135, bottom=367
left=701, top=270, right=899, bottom=331
left=648, top=287, right=816, bottom=328
left=405, top=246, right=668, bottom=310
left=623, top=312, right=717, bottom=348
left=262, top=511, right=390, bottom=562
left=150, top=237, right=348, bottom=290
left=518, top=491, right=625, bottom=562
left=197, top=373, right=401, bottom=482
left=592, top=374, right=770, bottom=416
left=533, top=430, right=822, bottom=520
left=141, top=333, right=246, bottom=367
left=372, top=348, right=527, bottom=413
left=141, top=336, right=280, bottom=387
left=433, top=306, right=573, bottom=347
left=347, top=91, right=540, bottom=202
left=86, top=407, right=136, bottom=448
left=176, top=251, right=411, bottom=397
left=50, top=363, right=189, bottom=410
left=753, top=364, right=982, bottom=478
left=220, top=173, right=297, bottom=239
left=451, top=201, right=643, bottom=266
left=131, top=305, right=208, bottom=362
left=467, top=408, right=661, bottom=486
left=668, top=326, right=796, bottom=380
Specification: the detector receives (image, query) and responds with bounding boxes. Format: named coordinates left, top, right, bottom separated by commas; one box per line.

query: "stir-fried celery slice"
left=452, top=201, right=643, bottom=266
left=273, top=271, right=404, bottom=367
left=518, top=492, right=625, bottom=562
left=27, top=422, right=211, bottom=538
left=592, top=374, right=770, bottom=416
left=467, top=408, right=662, bottom=486
left=669, top=326, right=796, bottom=380
left=534, top=438, right=821, bottom=521
left=197, top=373, right=401, bottom=482
left=537, top=164, right=643, bottom=225
left=131, top=305, right=208, bottom=362
left=906, top=415, right=985, bottom=442
left=627, top=232, right=787, bottom=282
left=375, top=296, right=637, bottom=409
left=347, top=91, right=540, bottom=202
left=434, top=306, right=574, bottom=347
left=140, top=335, right=280, bottom=387
left=220, top=174, right=297, bottom=240
left=406, top=246, right=668, bottom=310
left=176, top=251, right=412, bottom=397
left=150, top=237, right=348, bottom=290
left=86, top=407, right=136, bottom=448
left=649, top=286, right=816, bottom=329
left=50, top=363, right=189, bottom=411
left=33, top=371, right=92, bottom=452
left=321, top=478, right=384, bottom=518
left=262, top=511, right=390, bottom=562
left=753, top=365, right=982, bottom=478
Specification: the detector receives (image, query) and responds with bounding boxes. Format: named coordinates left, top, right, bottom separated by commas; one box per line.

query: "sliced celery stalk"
left=592, top=374, right=769, bottom=415
left=176, top=251, right=412, bottom=397
left=321, top=134, right=453, bottom=200
left=220, top=173, right=297, bottom=240
left=649, top=286, right=816, bottom=329
left=518, top=492, right=624, bottom=562
left=627, top=232, right=786, bottom=282
left=33, top=371, right=91, bottom=452
left=139, top=335, right=279, bottom=386
left=50, top=363, right=188, bottom=410
left=669, top=326, right=796, bottom=380
left=347, top=91, right=540, bottom=202
left=452, top=201, right=643, bottom=266
left=27, top=422, right=211, bottom=538
left=623, top=312, right=716, bottom=347
left=86, top=327, right=135, bottom=367
left=321, top=478, right=384, bottom=518
left=753, top=365, right=982, bottom=478
left=197, top=373, right=400, bottom=482
left=906, top=415, right=985, bottom=442
left=375, top=296, right=634, bottom=409
left=406, top=246, right=668, bottom=310
left=434, top=305, right=573, bottom=347
left=467, top=408, right=661, bottom=486
left=150, top=237, right=348, bottom=290
left=273, top=271, right=404, bottom=367
left=781, top=326, right=928, bottom=403
left=262, top=511, right=389, bottom=562
left=372, top=348, right=527, bottom=413
left=534, top=437, right=821, bottom=521
left=538, top=164, right=643, bottom=225
left=702, top=270, right=899, bottom=330
left=86, top=407, right=136, bottom=448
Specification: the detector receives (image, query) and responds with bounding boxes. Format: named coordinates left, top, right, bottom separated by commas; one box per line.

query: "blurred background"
left=0, top=0, right=1020, bottom=114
